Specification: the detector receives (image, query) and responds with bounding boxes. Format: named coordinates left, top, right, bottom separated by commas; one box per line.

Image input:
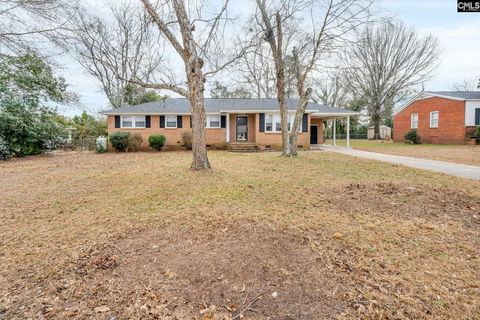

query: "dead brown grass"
left=325, top=139, right=480, bottom=166
left=0, top=151, right=479, bottom=319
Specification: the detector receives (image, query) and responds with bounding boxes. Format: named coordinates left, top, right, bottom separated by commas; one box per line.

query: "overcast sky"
left=56, top=0, right=480, bottom=117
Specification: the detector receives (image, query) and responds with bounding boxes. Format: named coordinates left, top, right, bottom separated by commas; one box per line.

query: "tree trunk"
left=185, top=55, right=210, bottom=170
left=289, top=133, right=298, bottom=156
left=374, top=120, right=380, bottom=140
left=279, top=96, right=290, bottom=156
left=372, top=105, right=381, bottom=140
left=189, top=89, right=210, bottom=170
left=288, top=88, right=312, bottom=157
left=174, top=0, right=210, bottom=170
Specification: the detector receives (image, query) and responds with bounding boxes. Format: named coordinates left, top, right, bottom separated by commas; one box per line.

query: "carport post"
left=333, top=118, right=336, bottom=147
left=226, top=114, right=230, bottom=143
left=346, top=115, right=350, bottom=148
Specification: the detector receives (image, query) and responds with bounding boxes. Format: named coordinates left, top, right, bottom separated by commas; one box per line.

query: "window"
left=265, top=114, right=273, bottom=131
left=275, top=114, right=282, bottom=131
left=122, top=115, right=145, bottom=128
left=135, top=117, right=145, bottom=128
left=430, top=111, right=439, bottom=128
left=410, top=113, right=418, bottom=129
left=475, top=108, right=480, bottom=125
left=206, top=115, right=220, bottom=128
left=166, top=115, right=177, bottom=128
left=265, top=113, right=302, bottom=132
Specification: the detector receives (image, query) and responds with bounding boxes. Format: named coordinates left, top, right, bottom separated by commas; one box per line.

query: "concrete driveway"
left=315, top=145, right=480, bottom=181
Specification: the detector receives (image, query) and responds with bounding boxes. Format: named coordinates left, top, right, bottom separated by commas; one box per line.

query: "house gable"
left=393, top=96, right=466, bottom=144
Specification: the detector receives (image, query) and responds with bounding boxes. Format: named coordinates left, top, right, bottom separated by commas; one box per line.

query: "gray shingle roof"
left=100, top=98, right=357, bottom=115
left=426, top=91, right=480, bottom=100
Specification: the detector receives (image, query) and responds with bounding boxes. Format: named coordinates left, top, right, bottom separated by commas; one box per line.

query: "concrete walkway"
left=314, top=145, right=480, bottom=181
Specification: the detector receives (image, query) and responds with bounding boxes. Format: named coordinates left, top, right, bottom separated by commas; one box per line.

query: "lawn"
left=325, top=139, right=480, bottom=166
left=1, top=151, right=479, bottom=319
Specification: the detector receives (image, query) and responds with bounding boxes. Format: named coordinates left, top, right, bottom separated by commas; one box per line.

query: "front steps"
left=228, top=143, right=259, bottom=152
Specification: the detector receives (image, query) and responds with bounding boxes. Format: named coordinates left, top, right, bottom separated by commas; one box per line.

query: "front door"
left=236, top=116, right=248, bottom=142
left=310, top=125, right=318, bottom=144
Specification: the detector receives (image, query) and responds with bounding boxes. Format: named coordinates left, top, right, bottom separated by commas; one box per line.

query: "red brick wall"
left=108, top=113, right=315, bottom=150
left=254, top=114, right=310, bottom=150
left=107, top=115, right=227, bottom=149
left=393, top=97, right=466, bottom=144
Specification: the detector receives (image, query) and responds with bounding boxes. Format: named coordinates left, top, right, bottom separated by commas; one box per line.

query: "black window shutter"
left=177, top=115, right=183, bottom=128
left=302, top=114, right=308, bottom=132
left=189, top=116, right=192, bottom=128
left=160, top=115, right=165, bottom=128
left=221, top=115, right=226, bottom=128
left=476, top=108, right=480, bottom=125
left=115, top=115, right=120, bottom=128
left=145, top=115, right=151, bottom=128
left=259, top=113, right=265, bottom=132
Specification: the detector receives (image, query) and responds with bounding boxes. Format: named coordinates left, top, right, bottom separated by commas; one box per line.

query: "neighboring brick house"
left=101, top=98, right=357, bottom=150
left=393, top=91, right=480, bottom=145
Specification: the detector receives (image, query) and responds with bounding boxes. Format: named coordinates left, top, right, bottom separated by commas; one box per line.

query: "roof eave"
left=393, top=92, right=470, bottom=116
left=310, top=112, right=359, bottom=117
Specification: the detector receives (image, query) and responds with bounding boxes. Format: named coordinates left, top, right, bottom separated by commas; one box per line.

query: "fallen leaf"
left=94, top=306, right=110, bottom=313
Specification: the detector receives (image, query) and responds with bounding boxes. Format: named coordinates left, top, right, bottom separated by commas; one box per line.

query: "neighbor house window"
left=265, top=113, right=302, bottom=132
left=410, top=113, right=418, bottom=129
left=166, top=115, right=177, bottom=128
left=206, top=115, right=220, bottom=128
left=122, top=115, right=145, bottom=128
left=430, top=111, right=439, bottom=128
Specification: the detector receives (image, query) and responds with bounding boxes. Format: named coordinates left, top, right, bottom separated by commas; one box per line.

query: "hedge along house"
left=100, top=98, right=357, bottom=151
left=393, top=91, right=480, bottom=145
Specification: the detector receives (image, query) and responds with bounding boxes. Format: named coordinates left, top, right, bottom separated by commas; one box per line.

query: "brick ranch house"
left=393, top=91, right=480, bottom=145
left=101, top=98, right=357, bottom=151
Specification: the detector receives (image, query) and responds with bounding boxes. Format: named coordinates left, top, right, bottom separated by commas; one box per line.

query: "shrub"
left=128, top=133, right=143, bottom=152
left=109, top=132, right=130, bottom=151
left=181, top=131, right=192, bottom=150
left=475, top=126, right=480, bottom=138
left=0, top=137, right=12, bottom=160
left=148, top=134, right=166, bottom=151
left=404, top=129, right=421, bottom=144
left=0, top=103, right=67, bottom=157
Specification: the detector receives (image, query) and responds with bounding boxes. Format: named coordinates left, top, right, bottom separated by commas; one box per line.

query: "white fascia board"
left=218, top=109, right=318, bottom=113
left=310, top=112, right=359, bottom=117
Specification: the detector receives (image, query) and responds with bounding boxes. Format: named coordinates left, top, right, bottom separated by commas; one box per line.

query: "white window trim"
left=430, top=111, right=439, bottom=128
left=166, top=115, right=177, bottom=128
left=121, top=115, right=146, bottom=129
left=264, top=113, right=302, bottom=132
left=206, top=115, right=221, bottom=128
left=410, top=113, right=418, bottom=129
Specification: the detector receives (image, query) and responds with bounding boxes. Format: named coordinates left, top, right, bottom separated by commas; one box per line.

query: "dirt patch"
left=51, top=221, right=346, bottom=319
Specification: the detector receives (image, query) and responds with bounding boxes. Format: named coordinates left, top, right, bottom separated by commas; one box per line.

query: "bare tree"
left=344, top=21, right=439, bottom=139
left=451, top=78, right=479, bottom=91
left=0, top=0, right=76, bottom=53
left=131, top=0, right=243, bottom=170
left=312, top=74, right=351, bottom=108
left=71, top=1, right=162, bottom=108
left=236, top=43, right=276, bottom=98
left=255, top=0, right=373, bottom=156
left=235, top=22, right=299, bottom=99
